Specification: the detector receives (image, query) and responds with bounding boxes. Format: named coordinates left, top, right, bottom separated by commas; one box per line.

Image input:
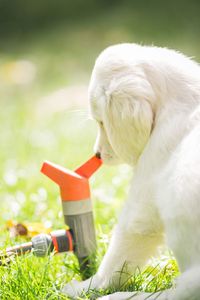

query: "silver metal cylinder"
left=62, top=198, right=96, bottom=278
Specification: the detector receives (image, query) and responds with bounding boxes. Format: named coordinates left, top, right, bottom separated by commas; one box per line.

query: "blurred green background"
left=1, top=0, right=200, bottom=239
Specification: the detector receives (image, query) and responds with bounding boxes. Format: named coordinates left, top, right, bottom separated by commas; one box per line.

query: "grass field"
left=1, top=2, right=200, bottom=298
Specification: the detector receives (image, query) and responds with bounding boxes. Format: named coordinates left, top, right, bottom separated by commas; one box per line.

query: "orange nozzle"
left=41, top=156, right=102, bottom=201
left=75, top=155, right=102, bottom=178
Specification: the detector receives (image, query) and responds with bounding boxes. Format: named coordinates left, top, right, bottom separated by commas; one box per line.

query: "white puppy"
left=63, top=43, right=200, bottom=299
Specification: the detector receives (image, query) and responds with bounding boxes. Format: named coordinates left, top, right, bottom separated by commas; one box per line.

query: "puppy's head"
left=89, top=44, right=155, bottom=166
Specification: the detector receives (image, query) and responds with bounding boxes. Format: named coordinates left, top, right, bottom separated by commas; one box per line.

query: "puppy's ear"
left=104, top=75, right=155, bottom=162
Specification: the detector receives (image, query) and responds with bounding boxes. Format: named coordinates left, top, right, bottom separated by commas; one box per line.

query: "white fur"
left=63, top=44, right=200, bottom=299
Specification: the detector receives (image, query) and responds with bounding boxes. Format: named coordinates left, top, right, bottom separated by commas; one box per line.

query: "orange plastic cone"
left=41, top=156, right=102, bottom=201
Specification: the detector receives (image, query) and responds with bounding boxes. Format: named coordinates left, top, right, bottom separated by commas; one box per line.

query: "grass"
left=1, top=2, right=199, bottom=298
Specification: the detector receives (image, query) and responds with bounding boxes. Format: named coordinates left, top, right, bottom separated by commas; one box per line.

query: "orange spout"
left=41, top=156, right=102, bottom=201
left=75, top=155, right=102, bottom=178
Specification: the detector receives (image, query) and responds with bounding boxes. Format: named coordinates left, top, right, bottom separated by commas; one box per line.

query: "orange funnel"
left=41, top=156, right=102, bottom=201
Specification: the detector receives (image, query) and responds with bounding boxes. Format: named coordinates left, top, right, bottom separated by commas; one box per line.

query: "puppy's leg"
left=96, top=225, right=163, bottom=289
left=62, top=228, right=163, bottom=298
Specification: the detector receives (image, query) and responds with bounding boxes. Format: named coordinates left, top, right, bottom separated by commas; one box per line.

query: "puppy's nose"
left=95, top=152, right=101, bottom=159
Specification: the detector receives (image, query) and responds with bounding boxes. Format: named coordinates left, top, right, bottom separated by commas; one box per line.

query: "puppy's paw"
left=62, top=279, right=82, bottom=298
left=62, top=275, right=101, bottom=298
left=97, top=292, right=142, bottom=300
